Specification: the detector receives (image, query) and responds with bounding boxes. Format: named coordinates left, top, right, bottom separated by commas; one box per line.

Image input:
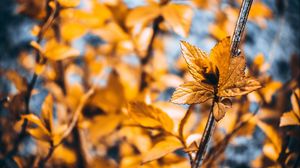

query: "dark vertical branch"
left=5, top=0, right=59, bottom=159
left=230, top=0, right=253, bottom=57
left=139, top=16, right=163, bottom=91
left=192, top=101, right=216, bottom=168
left=192, top=0, right=253, bottom=167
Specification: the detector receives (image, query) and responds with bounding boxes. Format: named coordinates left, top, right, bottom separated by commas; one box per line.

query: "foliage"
left=0, top=0, right=299, bottom=168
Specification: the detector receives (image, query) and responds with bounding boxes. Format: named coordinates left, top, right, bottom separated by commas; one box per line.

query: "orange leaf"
left=128, top=101, right=174, bottom=133
left=142, top=136, right=183, bottom=163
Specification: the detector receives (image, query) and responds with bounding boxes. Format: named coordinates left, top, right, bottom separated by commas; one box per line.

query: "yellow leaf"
left=213, top=102, right=226, bottom=121
left=291, top=88, right=300, bottom=118
left=61, top=22, right=87, bottom=41
left=260, top=81, right=282, bottom=103
left=88, top=115, right=122, bottom=141
left=219, top=77, right=261, bottom=97
left=34, top=63, right=45, bottom=75
left=89, top=72, right=125, bottom=114
left=210, top=36, right=231, bottom=87
left=52, top=145, right=76, bottom=164
left=161, top=4, right=193, bottom=37
left=256, top=119, right=281, bottom=154
left=280, top=111, right=300, bottom=127
left=171, top=81, right=214, bottom=104
left=44, top=39, right=80, bottom=61
left=58, top=0, right=80, bottom=8
left=128, top=101, right=174, bottom=133
left=27, top=127, right=52, bottom=142
left=22, top=114, right=51, bottom=140
left=4, top=70, right=27, bottom=92
left=41, top=94, right=54, bottom=133
left=126, top=5, right=160, bottom=28
left=172, top=36, right=261, bottom=117
left=179, top=41, right=211, bottom=82
left=142, top=136, right=183, bottom=163
left=92, top=22, right=129, bottom=43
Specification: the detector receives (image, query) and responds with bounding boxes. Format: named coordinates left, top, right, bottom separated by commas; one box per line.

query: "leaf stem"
left=139, top=16, right=163, bottom=91
left=5, top=0, right=59, bottom=159
left=38, top=142, right=55, bottom=168
left=192, top=1, right=253, bottom=167
left=230, top=0, right=253, bottom=57
left=192, top=101, right=216, bottom=168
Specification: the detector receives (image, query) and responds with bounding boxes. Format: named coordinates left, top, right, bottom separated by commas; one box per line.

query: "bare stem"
left=230, top=0, right=253, bottom=57
left=192, top=0, right=253, bottom=167
left=6, top=0, right=59, bottom=159
left=192, top=101, right=216, bottom=168
left=38, top=142, right=55, bottom=168
left=139, top=16, right=163, bottom=91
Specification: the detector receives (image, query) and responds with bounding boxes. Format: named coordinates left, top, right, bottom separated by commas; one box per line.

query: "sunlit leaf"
left=41, top=94, right=54, bottom=134
left=126, top=5, right=160, bottom=28
left=58, top=0, right=80, bottom=8
left=161, top=4, right=193, bottom=37
left=142, top=136, right=183, bottom=163
left=44, top=39, right=80, bottom=61
left=171, top=81, right=214, bottom=104
left=128, top=101, right=174, bottom=133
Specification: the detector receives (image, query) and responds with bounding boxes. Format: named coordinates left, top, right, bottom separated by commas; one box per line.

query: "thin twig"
left=38, top=142, right=55, bottom=168
left=192, top=101, right=216, bottom=168
left=203, top=105, right=260, bottom=166
left=179, top=105, right=194, bottom=166
left=139, top=16, right=164, bottom=91
left=192, top=0, right=253, bottom=167
left=230, top=0, right=253, bottom=57
left=6, top=0, right=59, bottom=159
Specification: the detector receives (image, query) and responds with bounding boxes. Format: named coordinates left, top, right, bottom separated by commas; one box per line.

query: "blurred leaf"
left=128, top=101, right=174, bottom=133
left=4, top=70, right=27, bottom=93
left=213, top=102, right=226, bottom=121
left=41, top=94, right=54, bottom=133
left=44, top=40, right=80, bottom=60
left=142, top=136, right=183, bottom=163
left=256, top=119, right=282, bottom=154
left=58, top=0, right=80, bottom=8
left=22, top=114, right=51, bottom=141
left=161, top=4, right=193, bottom=37
left=171, top=81, right=214, bottom=104
left=126, top=5, right=160, bottom=28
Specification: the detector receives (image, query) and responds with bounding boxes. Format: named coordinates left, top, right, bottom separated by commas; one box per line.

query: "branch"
left=192, top=0, right=253, bottom=167
left=6, top=0, right=59, bottom=159
left=203, top=105, right=260, bottom=166
left=192, top=101, right=216, bottom=168
left=139, top=16, right=163, bottom=91
left=230, top=0, right=253, bottom=57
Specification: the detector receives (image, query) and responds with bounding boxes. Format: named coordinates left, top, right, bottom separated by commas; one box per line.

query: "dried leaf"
left=161, top=4, right=193, bottom=37
left=26, top=127, right=51, bottom=142
left=22, top=114, right=50, bottom=139
left=179, top=41, right=210, bottom=82
left=219, top=77, right=261, bottom=97
left=41, top=94, right=54, bottom=133
left=280, top=111, right=300, bottom=127
left=142, top=136, right=183, bottom=163
left=256, top=119, right=282, bottom=153
left=213, top=102, right=226, bottom=121
left=128, top=101, right=174, bottom=133
left=171, top=81, right=214, bottom=104
left=126, top=5, right=160, bottom=28
left=58, top=0, right=80, bottom=8
left=44, top=40, right=80, bottom=60
left=210, top=36, right=231, bottom=86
